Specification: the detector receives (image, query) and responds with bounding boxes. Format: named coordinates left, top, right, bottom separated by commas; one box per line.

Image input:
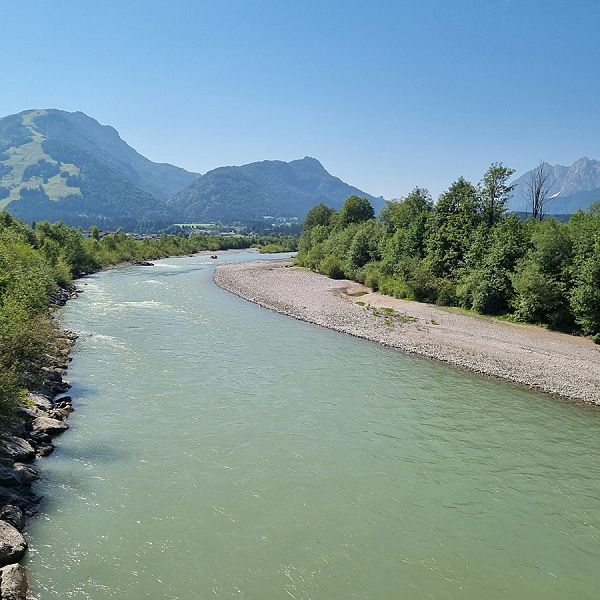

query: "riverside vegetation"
left=0, top=211, right=295, bottom=422
left=296, top=164, right=600, bottom=341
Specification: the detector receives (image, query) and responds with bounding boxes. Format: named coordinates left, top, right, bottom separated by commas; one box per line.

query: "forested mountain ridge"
left=510, top=157, right=600, bottom=213
left=167, top=157, right=385, bottom=222
left=0, top=109, right=199, bottom=228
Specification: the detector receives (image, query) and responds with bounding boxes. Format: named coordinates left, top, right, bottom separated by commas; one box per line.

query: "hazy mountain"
left=0, top=109, right=199, bottom=228
left=168, top=157, right=385, bottom=222
left=510, top=157, right=600, bottom=214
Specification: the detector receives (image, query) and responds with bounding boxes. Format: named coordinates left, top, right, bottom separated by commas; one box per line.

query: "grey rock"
left=0, top=438, right=35, bottom=463
left=50, top=381, right=71, bottom=394
left=28, top=431, right=51, bottom=445
left=35, top=445, right=54, bottom=457
left=0, top=506, right=24, bottom=531
left=0, top=487, right=38, bottom=511
left=15, top=407, right=40, bottom=421
left=0, top=520, right=27, bottom=566
left=49, top=408, right=71, bottom=420
left=42, top=369, right=62, bottom=383
left=31, top=417, right=68, bottom=435
left=0, top=465, right=36, bottom=488
left=0, top=562, right=28, bottom=599
left=28, top=393, right=53, bottom=412
left=12, top=464, right=37, bottom=485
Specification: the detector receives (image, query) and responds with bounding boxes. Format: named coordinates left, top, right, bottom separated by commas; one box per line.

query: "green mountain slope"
left=167, top=157, right=385, bottom=222
left=0, top=109, right=199, bottom=229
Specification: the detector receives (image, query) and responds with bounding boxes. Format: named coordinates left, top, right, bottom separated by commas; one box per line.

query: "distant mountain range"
left=0, top=109, right=382, bottom=229
left=510, top=157, right=600, bottom=214
left=1, top=109, right=597, bottom=229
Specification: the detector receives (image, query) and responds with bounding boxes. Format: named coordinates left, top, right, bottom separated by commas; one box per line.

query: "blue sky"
left=2, top=0, right=599, bottom=198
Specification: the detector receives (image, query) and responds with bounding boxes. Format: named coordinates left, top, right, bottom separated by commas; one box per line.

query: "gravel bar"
left=214, top=260, right=600, bottom=405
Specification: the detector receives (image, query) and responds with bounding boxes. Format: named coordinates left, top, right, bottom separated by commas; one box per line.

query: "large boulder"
left=31, top=417, right=68, bottom=436
left=0, top=464, right=36, bottom=489
left=0, top=486, right=39, bottom=512
left=28, top=393, right=53, bottom=412
left=0, top=507, right=24, bottom=531
left=49, top=407, right=71, bottom=420
left=0, top=438, right=35, bottom=463
left=0, top=562, right=28, bottom=599
left=28, top=431, right=51, bottom=445
left=11, top=464, right=37, bottom=486
left=0, top=521, right=27, bottom=566
left=15, top=407, right=40, bottom=422
left=35, top=444, right=54, bottom=457
left=41, top=368, right=62, bottom=383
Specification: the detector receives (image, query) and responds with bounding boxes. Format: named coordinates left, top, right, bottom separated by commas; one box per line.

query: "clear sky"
left=2, top=0, right=599, bottom=198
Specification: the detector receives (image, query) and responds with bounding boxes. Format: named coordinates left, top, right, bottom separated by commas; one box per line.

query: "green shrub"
left=54, top=255, right=73, bottom=286
left=512, top=262, right=570, bottom=327
left=258, top=244, right=288, bottom=254
left=304, top=243, right=326, bottom=271
left=319, top=255, right=346, bottom=279
left=570, top=248, right=600, bottom=335
left=458, top=266, right=512, bottom=314
left=378, top=276, right=411, bottom=299
left=363, top=263, right=382, bottom=291
left=435, top=278, right=457, bottom=306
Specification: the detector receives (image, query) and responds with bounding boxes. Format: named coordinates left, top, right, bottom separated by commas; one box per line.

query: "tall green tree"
left=303, top=204, right=335, bottom=231
left=479, top=162, right=515, bottom=227
left=511, top=219, right=573, bottom=327
left=570, top=237, right=600, bottom=336
left=457, top=215, right=526, bottom=314
left=426, top=177, right=481, bottom=278
left=338, top=196, right=374, bottom=227
left=380, top=187, right=432, bottom=233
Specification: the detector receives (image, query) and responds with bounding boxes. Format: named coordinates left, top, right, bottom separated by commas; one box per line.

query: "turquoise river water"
left=24, top=251, right=600, bottom=599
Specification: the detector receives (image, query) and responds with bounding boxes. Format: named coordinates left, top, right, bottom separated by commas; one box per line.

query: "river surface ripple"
left=24, top=252, right=600, bottom=599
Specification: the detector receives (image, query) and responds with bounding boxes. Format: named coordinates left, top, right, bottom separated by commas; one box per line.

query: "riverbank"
left=214, top=261, right=600, bottom=405
left=0, top=286, right=78, bottom=597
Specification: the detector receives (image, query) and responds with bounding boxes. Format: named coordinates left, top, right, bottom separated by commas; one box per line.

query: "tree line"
left=297, top=164, right=600, bottom=341
left=0, top=212, right=292, bottom=420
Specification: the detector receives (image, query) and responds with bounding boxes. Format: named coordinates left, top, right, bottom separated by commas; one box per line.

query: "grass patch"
left=359, top=303, right=418, bottom=326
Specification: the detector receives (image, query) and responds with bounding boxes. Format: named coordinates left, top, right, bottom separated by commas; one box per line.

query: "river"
left=24, top=251, right=600, bottom=599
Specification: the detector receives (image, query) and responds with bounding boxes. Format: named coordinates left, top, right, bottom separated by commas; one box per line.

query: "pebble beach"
left=214, top=260, right=600, bottom=405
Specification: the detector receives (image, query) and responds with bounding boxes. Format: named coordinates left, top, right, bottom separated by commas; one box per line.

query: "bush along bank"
left=0, top=320, right=76, bottom=598
left=0, top=211, right=294, bottom=598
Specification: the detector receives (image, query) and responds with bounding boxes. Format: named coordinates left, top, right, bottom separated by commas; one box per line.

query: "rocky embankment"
left=0, top=285, right=79, bottom=599
left=214, top=261, right=600, bottom=405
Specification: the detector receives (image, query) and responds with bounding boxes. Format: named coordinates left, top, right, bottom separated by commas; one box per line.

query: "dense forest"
left=297, top=164, right=600, bottom=341
left=0, top=212, right=294, bottom=420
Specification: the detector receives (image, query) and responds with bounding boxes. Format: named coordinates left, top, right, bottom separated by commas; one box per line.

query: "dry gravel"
left=214, top=260, right=600, bottom=405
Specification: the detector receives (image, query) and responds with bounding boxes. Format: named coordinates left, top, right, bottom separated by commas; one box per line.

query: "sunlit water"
left=24, top=251, right=600, bottom=599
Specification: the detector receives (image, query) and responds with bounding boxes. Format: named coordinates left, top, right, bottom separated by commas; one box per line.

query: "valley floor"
left=214, top=260, right=600, bottom=405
